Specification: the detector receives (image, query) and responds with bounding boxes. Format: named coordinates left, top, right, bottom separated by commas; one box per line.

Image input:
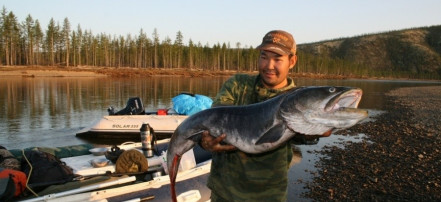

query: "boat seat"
left=108, top=97, right=145, bottom=115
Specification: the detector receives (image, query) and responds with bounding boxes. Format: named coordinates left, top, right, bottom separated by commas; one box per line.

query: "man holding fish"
left=167, top=30, right=367, bottom=202
left=201, top=30, right=300, bottom=201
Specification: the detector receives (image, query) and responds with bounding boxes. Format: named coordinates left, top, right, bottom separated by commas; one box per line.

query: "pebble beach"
left=305, top=86, right=441, bottom=201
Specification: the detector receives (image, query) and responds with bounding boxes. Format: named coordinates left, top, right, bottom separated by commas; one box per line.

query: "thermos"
left=140, top=123, right=153, bottom=157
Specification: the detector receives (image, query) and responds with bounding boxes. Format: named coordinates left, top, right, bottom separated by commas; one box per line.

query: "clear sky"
left=2, top=0, right=440, bottom=47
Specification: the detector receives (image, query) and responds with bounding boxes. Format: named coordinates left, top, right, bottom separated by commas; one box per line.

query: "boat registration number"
left=112, top=124, right=140, bottom=129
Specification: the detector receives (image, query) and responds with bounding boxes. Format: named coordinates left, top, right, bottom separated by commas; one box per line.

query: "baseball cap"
left=256, top=30, right=296, bottom=55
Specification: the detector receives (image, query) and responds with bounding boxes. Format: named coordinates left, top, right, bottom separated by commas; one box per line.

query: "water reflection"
left=0, top=76, right=228, bottom=149
left=0, top=76, right=439, bottom=150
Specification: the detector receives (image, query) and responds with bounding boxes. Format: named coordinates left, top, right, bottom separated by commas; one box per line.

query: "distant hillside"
left=296, top=25, right=441, bottom=79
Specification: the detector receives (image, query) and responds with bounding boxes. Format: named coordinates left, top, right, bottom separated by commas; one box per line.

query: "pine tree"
left=62, top=18, right=71, bottom=67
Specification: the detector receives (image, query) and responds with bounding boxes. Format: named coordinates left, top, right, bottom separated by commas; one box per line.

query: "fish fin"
left=255, top=124, right=285, bottom=145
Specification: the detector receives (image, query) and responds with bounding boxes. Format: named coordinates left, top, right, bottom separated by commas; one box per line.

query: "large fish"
left=167, top=86, right=368, bottom=202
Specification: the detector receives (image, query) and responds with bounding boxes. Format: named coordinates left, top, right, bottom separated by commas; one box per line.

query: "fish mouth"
left=325, top=88, right=363, bottom=112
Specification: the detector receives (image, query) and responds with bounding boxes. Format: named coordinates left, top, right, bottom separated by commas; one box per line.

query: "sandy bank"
left=0, top=66, right=237, bottom=78
left=0, top=66, right=106, bottom=77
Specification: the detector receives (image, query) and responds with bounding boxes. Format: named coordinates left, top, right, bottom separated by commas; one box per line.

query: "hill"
left=296, top=25, right=441, bottom=79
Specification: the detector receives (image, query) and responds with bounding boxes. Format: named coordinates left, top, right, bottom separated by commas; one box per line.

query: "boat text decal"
left=112, top=124, right=139, bottom=129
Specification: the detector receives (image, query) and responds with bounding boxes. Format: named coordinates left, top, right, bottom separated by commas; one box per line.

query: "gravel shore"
left=305, top=86, right=441, bottom=201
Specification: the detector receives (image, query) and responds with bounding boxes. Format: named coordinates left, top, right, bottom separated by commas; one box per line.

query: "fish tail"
left=170, top=154, right=181, bottom=202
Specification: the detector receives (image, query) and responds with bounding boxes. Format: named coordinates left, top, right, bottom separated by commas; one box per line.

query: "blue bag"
left=172, top=93, right=213, bottom=115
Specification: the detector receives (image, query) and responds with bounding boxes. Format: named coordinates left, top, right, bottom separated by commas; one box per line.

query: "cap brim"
left=256, top=44, right=291, bottom=56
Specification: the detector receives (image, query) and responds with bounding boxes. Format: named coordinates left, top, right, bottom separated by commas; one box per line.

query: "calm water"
left=1, top=76, right=439, bottom=149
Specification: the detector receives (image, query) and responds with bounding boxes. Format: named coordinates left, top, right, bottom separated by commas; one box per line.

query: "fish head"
left=280, top=86, right=368, bottom=135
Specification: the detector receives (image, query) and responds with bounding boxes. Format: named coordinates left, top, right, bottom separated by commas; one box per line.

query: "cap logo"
left=265, top=32, right=290, bottom=48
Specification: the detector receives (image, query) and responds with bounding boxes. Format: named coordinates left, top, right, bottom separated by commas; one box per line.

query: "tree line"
left=0, top=7, right=259, bottom=72
left=0, top=7, right=361, bottom=76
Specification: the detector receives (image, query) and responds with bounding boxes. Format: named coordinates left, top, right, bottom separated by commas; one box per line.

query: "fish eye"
left=329, top=87, right=336, bottom=93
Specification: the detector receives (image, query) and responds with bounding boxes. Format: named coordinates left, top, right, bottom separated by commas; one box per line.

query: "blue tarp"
left=172, top=93, right=213, bottom=115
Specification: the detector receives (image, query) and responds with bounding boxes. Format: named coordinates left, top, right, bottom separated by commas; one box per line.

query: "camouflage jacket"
left=208, top=74, right=296, bottom=202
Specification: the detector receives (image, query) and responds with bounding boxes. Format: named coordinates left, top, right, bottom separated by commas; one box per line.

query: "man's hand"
left=200, top=131, right=237, bottom=152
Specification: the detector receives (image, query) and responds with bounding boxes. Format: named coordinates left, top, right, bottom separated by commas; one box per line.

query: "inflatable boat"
left=15, top=140, right=212, bottom=202
left=75, top=97, right=188, bottom=139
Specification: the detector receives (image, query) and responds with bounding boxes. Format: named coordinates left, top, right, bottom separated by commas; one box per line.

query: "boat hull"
left=76, top=115, right=188, bottom=139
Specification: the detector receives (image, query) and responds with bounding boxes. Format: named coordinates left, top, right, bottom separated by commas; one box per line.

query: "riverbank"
left=0, top=65, right=367, bottom=79
left=3, top=66, right=440, bottom=81
left=305, top=86, right=441, bottom=201
left=0, top=66, right=237, bottom=78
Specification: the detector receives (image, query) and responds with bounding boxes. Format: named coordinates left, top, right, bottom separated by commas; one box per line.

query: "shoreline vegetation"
left=1, top=66, right=440, bottom=81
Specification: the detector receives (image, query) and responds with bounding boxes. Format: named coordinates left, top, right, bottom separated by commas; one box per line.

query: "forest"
left=0, top=7, right=259, bottom=72
left=1, top=7, right=440, bottom=79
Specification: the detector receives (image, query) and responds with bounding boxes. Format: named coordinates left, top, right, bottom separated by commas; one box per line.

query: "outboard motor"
left=108, top=97, right=145, bottom=115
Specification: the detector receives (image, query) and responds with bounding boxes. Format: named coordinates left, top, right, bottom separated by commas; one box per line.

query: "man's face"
left=258, top=50, right=297, bottom=89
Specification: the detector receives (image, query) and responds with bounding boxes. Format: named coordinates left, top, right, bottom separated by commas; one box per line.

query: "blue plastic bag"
left=172, top=93, right=213, bottom=115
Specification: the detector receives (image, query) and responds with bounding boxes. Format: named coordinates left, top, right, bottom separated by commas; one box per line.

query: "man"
left=201, top=30, right=298, bottom=201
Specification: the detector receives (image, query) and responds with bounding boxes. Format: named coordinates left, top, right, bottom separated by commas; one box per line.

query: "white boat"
left=76, top=97, right=188, bottom=139
left=20, top=140, right=213, bottom=202
left=75, top=114, right=188, bottom=139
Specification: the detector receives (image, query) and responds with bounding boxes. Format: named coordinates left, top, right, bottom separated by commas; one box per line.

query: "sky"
left=2, top=0, right=441, bottom=48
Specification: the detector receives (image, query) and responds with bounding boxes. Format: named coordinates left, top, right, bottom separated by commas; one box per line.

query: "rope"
left=21, top=149, right=38, bottom=197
